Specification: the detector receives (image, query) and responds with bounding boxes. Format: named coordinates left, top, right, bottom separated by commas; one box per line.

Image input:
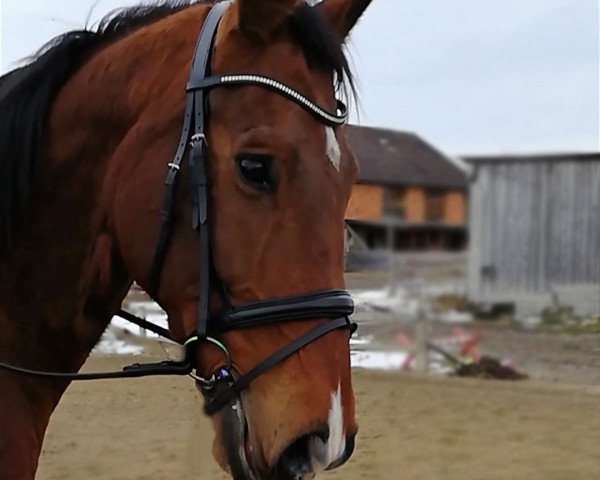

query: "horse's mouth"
left=217, top=397, right=341, bottom=480
left=196, top=378, right=257, bottom=480
left=198, top=381, right=342, bottom=480
left=224, top=398, right=259, bottom=480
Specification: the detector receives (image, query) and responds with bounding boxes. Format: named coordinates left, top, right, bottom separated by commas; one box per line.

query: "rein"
left=0, top=0, right=356, bottom=416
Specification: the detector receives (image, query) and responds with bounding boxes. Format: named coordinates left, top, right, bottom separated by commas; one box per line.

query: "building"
left=344, top=125, right=468, bottom=251
left=465, top=153, right=600, bottom=316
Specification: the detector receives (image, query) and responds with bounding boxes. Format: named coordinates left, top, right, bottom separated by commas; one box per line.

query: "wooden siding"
left=468, top=157, right=600, bottom=314
left=346, top=184, right=383, bottom=221
left=405, top=188, right=426, bottom=222
left=444, top=190, right=466, bottom=224
left=347, top=185, right=467, bottom=225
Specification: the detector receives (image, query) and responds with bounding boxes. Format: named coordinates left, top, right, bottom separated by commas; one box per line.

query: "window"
left=425, top=190, right=445, bottom=222
left=384, top=187, right=406, bottom=220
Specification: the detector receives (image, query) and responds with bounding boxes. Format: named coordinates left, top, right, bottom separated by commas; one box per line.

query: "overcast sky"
left=1, top=0, right=598, bottom=155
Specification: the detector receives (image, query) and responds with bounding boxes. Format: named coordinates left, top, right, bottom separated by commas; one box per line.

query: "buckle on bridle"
left=184, top=335, right=231, bottom=390
left=190, top=365, right=232, bottom=391
left=190, top=133, right=207, bottom=147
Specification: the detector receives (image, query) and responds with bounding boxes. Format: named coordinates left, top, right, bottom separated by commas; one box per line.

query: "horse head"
left=118, top=1, right=372, bottom=477
left=0, top=1, right=372, bottom=478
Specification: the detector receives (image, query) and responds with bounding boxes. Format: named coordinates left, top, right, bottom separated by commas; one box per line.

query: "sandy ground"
left=36, top=355, right=600, bottom=480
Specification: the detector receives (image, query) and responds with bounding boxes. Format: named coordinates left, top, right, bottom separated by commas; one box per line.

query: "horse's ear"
left=237, top=0, right=297, bottom=37
left=316, top=0, right=373, bottom=40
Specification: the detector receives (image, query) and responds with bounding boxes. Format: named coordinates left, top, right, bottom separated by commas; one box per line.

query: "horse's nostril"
left=275, top=434, right=320, bottom=480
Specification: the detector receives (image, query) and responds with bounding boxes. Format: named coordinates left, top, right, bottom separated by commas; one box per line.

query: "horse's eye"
left=235, top=154, right=276, bottom=192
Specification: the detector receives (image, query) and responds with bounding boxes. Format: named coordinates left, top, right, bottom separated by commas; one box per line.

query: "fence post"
left=414, top=276, right=429, bottom=373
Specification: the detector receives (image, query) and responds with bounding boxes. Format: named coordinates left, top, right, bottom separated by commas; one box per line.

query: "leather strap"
left=204, top=316, right=354, bottom=415
left=187, top=1, right=230, bottom=338
left=0, top=356, right=192, bottom=380
left=147, top=96, right=195, bottom=297
left=117, top=309, right=174, bottom=341
left=216, top=290, right=354, bottom=332
left=148, top=1, right=229, bottom=297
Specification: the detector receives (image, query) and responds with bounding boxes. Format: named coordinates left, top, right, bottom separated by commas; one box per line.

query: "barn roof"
left=345, top=125, right=467, bottom=190
left=463, top=152, right=600, bottom=164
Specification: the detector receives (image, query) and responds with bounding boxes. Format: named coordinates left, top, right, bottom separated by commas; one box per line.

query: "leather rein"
left=0, top=1, right=356, bottom=416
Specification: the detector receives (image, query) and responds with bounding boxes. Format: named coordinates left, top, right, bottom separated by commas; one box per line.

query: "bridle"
left=0, top=0, right=356, bottom=416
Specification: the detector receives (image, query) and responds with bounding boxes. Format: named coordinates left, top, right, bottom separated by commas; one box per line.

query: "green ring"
left=184, top=335, right=199, bottom=347
left=184, top=335, right=231, bottom=370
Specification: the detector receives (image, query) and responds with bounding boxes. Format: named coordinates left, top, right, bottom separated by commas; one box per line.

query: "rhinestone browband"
left=187, top=73, right=348, bottom=126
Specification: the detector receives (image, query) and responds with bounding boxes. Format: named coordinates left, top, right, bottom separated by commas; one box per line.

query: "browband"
left=187, top=74, right=348, bottom=126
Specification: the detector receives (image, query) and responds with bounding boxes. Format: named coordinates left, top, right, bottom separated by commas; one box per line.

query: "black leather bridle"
left=0, top=0, right=356, bottom=416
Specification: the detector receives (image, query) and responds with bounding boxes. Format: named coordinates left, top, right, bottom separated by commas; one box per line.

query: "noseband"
left=0, top=1, right=355, bottom=416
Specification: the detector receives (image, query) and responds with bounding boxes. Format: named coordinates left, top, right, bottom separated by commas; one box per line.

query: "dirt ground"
left=37, top=355, right=600, bottom=480
left=37, top=265, right=600, bottom=479
left=355, top=317, right=600, bottom=386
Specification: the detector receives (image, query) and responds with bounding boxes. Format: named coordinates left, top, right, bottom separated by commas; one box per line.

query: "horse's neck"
left=0, top=82, right=134, bottom=369
left=0, top=11, right=203, bottom=475
left=0, top=43, right=149, bottom=477
left=0, top=52, right=146, bottom=480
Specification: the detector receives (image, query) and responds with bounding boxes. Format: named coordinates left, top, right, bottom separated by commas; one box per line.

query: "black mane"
left=0, top=0, right=353, bottom=256
left=0, top=1, right=196, bottom=255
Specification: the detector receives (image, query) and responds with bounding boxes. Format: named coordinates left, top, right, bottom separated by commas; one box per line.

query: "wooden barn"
left=465, top=153, right=600, bottom=316
left=344, top=125, right=468, bottom=251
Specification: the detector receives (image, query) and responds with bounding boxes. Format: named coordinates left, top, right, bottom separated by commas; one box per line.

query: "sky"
left=0, top=0, right=598, bottom=155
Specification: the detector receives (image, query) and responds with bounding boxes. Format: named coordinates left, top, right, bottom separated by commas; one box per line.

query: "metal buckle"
left=189, top=368, right=217, bottom=389
left=184, top=336, right=231, bottom=390
left=190, top=365, right=232, bottom=391
left=167, top=162, right=180, bottom=171
left=190, top=133, right=207, bottom=146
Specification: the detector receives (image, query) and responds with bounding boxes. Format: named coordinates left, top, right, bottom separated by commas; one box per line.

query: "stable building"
left=465, top=152, right=600, bottom=316
left=344, top=125, right=468, bottom=251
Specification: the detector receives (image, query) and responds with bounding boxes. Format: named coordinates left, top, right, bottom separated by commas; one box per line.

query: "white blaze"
left=309, top=384, right=346, bottom=473
left=326, top=384, right=346, bottom=461
left=325, top=126, right=341, bottom=171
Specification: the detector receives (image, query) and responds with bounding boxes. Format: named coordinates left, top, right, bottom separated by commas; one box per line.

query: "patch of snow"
left=352, top=287, right=419, bottom=316
left=351, top=284, right=467, bottom=319
left=351, top=350, right=409, bottom=370
left=93, top=327, right=144, bottom=356
left=436, top=310, right=473, bottom=324
left=350, top=334, right=373, bottom=346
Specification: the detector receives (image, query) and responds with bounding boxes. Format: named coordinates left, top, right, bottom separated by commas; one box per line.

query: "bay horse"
left=0, top=0, right=372, bottom=478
